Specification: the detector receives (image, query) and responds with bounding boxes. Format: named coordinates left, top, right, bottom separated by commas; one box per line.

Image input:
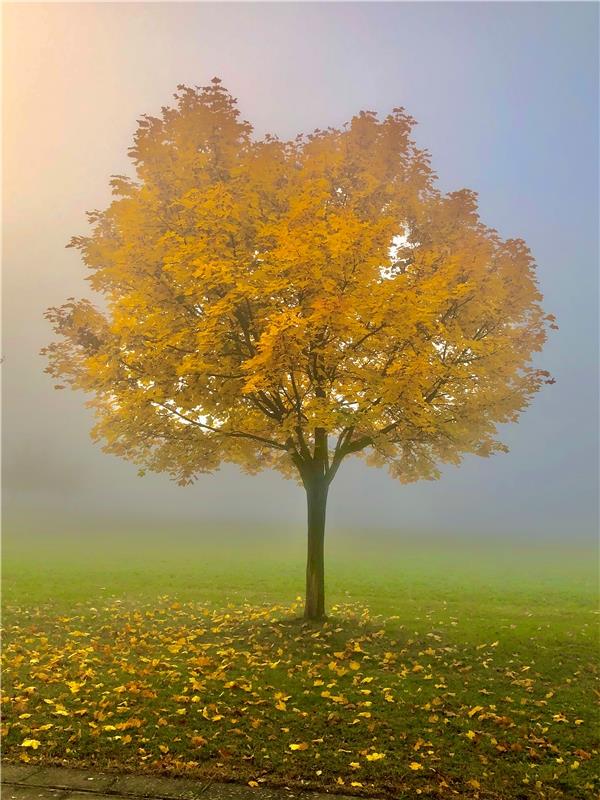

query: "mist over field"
left=2, top=1, right=598, bottom=547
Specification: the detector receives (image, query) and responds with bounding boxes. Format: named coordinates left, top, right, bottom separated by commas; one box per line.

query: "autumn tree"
left=43, top=78, right=555, bottom=620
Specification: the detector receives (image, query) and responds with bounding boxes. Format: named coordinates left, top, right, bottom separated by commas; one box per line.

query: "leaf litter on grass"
left=2, top=597, right=598, bottom=799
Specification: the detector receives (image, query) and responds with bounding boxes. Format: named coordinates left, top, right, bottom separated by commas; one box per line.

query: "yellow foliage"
left=43, top=79, right=553, bottom=492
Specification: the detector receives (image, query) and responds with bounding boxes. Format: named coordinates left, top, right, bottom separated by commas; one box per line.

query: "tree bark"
left=304, top=476, right=328, bottom=621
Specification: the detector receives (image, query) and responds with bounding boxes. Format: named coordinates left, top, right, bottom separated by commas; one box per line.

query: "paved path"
left=1, top=765, right=356, bottom=800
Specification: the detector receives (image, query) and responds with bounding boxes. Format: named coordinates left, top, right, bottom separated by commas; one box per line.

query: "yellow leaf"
left=366, top=752, right=385, bottom=761
left=468, top=705, right=484, bottom=717
left=409, top=761, right=423, bottom=771
left=20, top=739, right=41, bottom=749
left=289, top=742, right=309, bottom=751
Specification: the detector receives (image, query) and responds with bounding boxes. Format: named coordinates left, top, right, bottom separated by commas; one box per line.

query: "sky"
left=2, top=2, right=598, bottom=541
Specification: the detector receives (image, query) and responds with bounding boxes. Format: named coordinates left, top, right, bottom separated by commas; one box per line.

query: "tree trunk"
left=304, top=477, right=328, bottom=621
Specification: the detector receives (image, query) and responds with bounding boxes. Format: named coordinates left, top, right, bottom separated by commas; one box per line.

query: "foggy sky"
left=2, top=2, right=598, bottom=540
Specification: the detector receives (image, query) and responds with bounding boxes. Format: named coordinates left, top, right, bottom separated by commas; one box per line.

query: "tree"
left=43, top=78, right=555, bottom=620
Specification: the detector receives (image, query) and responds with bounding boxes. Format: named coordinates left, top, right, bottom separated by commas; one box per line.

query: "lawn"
left=1, top=523, right=598, bottom=799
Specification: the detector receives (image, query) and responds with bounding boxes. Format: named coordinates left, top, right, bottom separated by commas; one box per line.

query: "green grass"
left=2, top=524, right=598, bottom=799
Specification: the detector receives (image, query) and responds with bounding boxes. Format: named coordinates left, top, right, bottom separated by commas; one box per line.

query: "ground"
left=1, top=762, right=353, bottom=799
left=1, top=523, right=598, bottom=799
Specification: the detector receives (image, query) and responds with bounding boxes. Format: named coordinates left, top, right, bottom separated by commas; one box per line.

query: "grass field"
left=1, top=523, right=598, bottom=799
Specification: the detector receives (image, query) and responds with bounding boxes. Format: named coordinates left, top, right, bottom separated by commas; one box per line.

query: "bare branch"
left=153, top=402, right=289, bottom=451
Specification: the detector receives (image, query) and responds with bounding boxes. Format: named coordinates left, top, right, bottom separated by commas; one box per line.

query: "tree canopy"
left=44, top=78, right=554, bottom=493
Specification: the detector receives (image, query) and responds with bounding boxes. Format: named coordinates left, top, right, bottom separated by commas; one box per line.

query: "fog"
left=2, top=2, right=598, bottom=542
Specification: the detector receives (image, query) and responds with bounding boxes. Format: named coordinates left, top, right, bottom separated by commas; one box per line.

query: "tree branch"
left=153, top=402, right=289, bottom=451
left=348, top=322, right=386, bottom=351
